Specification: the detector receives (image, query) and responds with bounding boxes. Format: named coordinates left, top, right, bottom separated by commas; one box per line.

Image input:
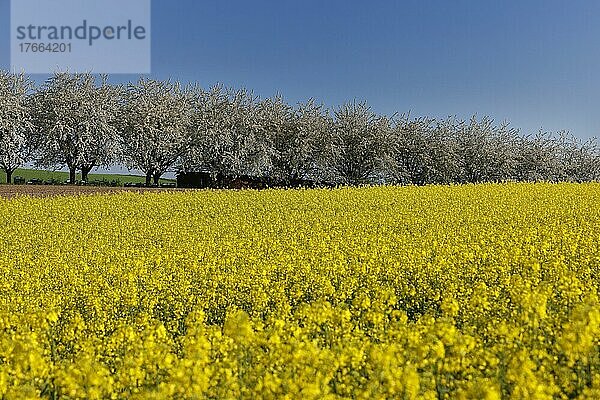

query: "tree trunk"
left=81, top=165, right=93, bottom=182
left=145, top=171, right=152, bottom=186
left=153, top=172, right=161, bottom=185
left=5, top=169, right=12, bottom=185
left=69, top=166, right=77, bottom=184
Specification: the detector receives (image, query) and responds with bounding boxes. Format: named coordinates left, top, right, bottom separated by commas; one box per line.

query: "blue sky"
left=1, top=0, right=599, bottom=141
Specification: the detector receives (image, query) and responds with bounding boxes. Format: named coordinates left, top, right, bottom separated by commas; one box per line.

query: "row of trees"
left=1, top=70, right=599, bottom=186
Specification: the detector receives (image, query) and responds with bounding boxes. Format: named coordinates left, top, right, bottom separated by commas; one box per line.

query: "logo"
left=11, top=0, right=151, bottom=73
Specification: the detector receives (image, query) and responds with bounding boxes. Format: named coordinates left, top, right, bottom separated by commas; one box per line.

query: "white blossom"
left=0, top=71, right=34, bottom=184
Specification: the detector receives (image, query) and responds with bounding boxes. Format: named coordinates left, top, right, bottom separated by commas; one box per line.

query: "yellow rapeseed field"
left=1, top=183, right=600, bottom=399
